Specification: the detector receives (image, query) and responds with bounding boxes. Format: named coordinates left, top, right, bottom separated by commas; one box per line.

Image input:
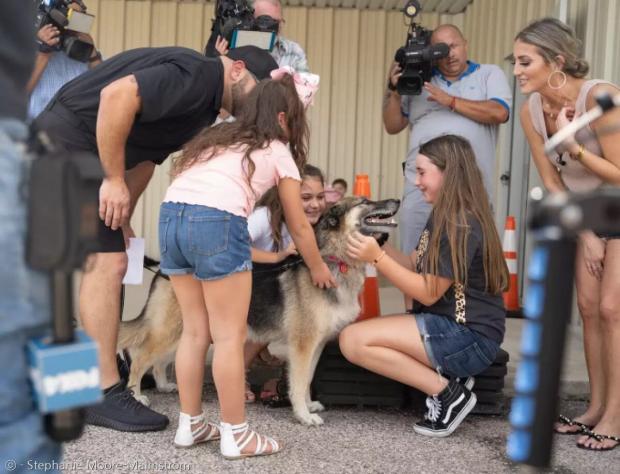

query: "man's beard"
left=230, top=80, right=248, bottom=117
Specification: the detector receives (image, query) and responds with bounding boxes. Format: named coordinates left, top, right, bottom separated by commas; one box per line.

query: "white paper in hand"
left=122, top=237, right=145, bottom=285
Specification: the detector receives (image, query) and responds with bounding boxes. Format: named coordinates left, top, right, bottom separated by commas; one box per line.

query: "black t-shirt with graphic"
left=43, top=47, right=223, bottom=169
left=412, top=214, right=506, bottom=344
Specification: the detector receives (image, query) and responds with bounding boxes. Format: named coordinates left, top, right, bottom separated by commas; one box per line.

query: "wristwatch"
left=387, top=80, right=397, bottom=92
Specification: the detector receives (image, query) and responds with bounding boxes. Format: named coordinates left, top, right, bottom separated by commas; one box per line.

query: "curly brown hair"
left=171, top=74, right=309, bottom=197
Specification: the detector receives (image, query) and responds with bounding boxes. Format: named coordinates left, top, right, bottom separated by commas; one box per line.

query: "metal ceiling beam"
left=435, top=0, right=455, bottom=13
left=447, top=0, right=472, bottom=14
left=340, top=0, right=358, bottom=9
left=421, top=0, right=442, bottom=13
left=367, top=0, right=386, bottom=10
left=384, top=0, right=404, bottom=11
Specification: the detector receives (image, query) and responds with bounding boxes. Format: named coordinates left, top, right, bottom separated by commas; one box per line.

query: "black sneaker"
left=413, top=379, right=477, bottom=437
left=455, top=376, right=475, bottom=391
left=85, top=381, right=169, bottom=432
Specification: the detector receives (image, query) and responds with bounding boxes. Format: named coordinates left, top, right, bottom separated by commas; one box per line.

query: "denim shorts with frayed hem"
left=159, top=202, right=252, bottom=281
left=414, top=311, right=499, bottom=378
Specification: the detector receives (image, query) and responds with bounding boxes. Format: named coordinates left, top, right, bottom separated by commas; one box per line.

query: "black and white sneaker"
left=413, top=379, right=477, bottom=438
left=456, top=376, right=475, bottom=391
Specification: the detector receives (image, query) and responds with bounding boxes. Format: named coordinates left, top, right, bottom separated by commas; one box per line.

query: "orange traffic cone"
left=353, top=174, right=380, bottom=321
left=502, top=216, right=520, bottom=314
left=353, top=174, right=370, bottom=198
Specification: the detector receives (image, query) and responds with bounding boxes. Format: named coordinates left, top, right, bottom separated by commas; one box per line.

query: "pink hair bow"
left=270, top=66, right=320, bottom=108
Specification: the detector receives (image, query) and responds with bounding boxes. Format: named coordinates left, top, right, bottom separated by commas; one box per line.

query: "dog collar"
left=326, top=256, right=348, bottom=274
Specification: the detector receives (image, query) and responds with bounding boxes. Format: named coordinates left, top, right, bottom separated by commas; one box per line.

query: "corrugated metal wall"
left=81, top=0, right=616, bottom=258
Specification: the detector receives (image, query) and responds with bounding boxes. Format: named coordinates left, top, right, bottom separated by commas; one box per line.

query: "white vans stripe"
left=442, top=393, right=465, bottom=424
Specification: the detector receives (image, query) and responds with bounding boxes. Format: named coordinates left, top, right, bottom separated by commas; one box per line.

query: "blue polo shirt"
left=28, top=52, right=89, bottom=121
left=401, top=61, right=512, bottom=198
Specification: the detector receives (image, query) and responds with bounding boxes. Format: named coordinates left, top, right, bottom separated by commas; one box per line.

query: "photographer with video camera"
left=384, top=10, right=511, bottom=301
left=208, top=0, right=309, bottom=73
left=27, top=1, right=101, bottom=122
left=0, top=0, right=63, bottom=471
left=32, top=43, right=278, bottom=433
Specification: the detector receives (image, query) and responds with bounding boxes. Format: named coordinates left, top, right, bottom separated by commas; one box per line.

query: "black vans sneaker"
left=413, top=379, right=476, bottom=437
left=455, top=376, right=475, bottom=391
left=85, top=381, right=169, bottom=432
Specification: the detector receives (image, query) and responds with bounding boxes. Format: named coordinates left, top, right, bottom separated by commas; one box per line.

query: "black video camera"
left=393, top=0, right=449, bottom=95
left=35, top=0, right=95, bottom=63
left=206, top=0, right=278, bottom=55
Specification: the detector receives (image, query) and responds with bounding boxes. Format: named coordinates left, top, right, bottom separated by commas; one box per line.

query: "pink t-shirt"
left=164, top=140, right=301, bottom=217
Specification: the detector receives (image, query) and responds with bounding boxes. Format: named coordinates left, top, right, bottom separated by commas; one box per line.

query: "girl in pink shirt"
left=160, top=75, right=335, bottom=459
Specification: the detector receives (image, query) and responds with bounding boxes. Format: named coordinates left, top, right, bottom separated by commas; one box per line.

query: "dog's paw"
left=157, top=382, right=177, bottom=393
left=296, top=412, right=324, bottom=426
left=134, top=394, right=151, bottom=406
left=307, top=401, right=325, bottom=413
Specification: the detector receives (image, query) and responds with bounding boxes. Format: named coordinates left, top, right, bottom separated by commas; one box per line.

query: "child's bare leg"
left=203, top=272, right=278, bottom=455
left=171, top=275, right=211, bottom=416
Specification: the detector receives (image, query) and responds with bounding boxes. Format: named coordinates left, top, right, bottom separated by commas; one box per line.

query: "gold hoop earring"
left=547, top=70, right=567, bottom=90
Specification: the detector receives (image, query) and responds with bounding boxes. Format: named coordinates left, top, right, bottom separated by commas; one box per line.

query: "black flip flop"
left=576, top=430, right=620, bottom=451
left=555, top=414, right=593, bottom=435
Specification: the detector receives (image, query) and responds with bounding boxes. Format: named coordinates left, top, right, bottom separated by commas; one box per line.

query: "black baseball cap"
left=227, top=46, right=278, bottom=81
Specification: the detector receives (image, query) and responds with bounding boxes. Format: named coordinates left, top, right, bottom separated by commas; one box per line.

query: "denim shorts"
left=159, top=202, right=252, bottom=280
left=414, top=312, right=499, bottom=378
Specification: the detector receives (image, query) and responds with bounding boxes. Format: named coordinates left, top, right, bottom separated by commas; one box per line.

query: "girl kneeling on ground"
left=340, top=134, right=508, bottom=437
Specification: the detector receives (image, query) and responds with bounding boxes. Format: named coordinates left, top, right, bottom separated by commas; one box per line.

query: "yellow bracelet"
left=572, top=143, right=585, bottom=161
left=373, top=250, right=386, bottom=266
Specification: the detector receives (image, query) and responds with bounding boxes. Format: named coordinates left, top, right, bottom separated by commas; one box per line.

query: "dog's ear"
left=319, top=204, right=345, bottom=230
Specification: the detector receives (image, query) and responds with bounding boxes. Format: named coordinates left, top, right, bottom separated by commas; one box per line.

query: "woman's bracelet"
left=372, top=250, right=386, bottom=266
left=571, top=143, right=585, bottom=161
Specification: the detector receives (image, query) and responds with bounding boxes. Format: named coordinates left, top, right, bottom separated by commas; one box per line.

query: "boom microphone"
left=544, top=92, right=619, bottom=155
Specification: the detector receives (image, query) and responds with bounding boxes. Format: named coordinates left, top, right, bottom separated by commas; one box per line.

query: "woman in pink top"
left=513, top=17, right=620, bottom=451
left=160, top=75, right=335, bottom=459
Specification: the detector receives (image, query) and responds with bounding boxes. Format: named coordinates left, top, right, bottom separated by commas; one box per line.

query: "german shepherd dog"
left=117, top=197, right=400, bottom=426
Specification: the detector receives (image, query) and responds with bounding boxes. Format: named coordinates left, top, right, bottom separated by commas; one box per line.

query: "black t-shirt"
left=412, top=214, right=506, bottom=344
left=49, top=47, right=223, bottom=169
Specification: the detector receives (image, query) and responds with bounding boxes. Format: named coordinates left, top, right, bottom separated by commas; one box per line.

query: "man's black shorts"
left=34, top=102, right=126, bottom=253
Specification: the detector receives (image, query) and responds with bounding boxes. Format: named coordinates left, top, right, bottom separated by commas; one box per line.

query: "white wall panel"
left=282, top=7, right=309, bottom=49
left=150, top=1, right=178, bottom=46
left=125, top=1, right=152, bottom=49
left=99, top=0, right=126, bottom=56
left=328, top=9, right=361, bottom=185
left=306, top=8, right=335, bottom=173
left=354, top=10, right=386, bottom=197
left=177, top=2, right=206, bottom=51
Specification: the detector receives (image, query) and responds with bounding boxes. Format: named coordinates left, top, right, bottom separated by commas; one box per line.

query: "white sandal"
left=220, top=421, right=281, bottom=459
left=174, top=411, right=220, bottom=448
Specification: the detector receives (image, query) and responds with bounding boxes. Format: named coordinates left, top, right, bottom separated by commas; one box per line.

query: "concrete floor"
left=59, top=285, right=614, bottom=474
